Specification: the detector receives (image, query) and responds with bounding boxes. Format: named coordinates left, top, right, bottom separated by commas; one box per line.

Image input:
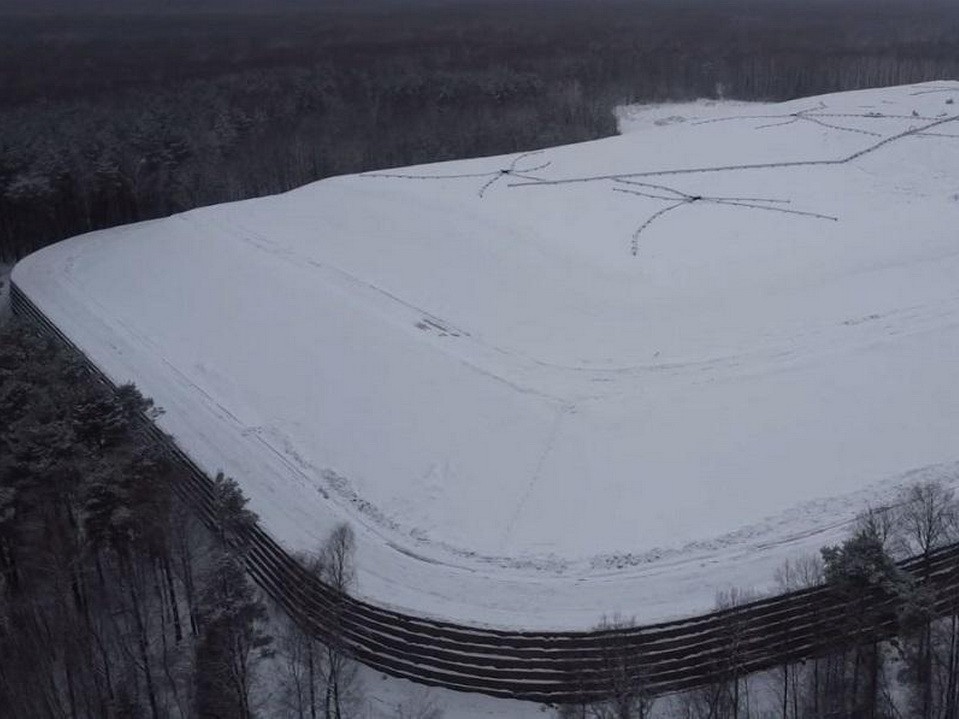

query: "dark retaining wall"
left=11, top=280, right=959, bottom=704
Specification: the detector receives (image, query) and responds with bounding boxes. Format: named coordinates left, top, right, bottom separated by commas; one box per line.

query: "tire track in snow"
left=499, top=404, right=570, bottom=548
left=510, top=114, right=959, bottom=187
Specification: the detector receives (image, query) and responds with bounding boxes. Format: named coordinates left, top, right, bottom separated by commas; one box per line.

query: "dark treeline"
left=0, top=317, right=363, bottom=718
left=3, top=0, right=959, bottom=261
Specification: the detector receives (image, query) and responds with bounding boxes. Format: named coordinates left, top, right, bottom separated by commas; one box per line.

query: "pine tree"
left=210, top=472, right=258, bottom=551
left=821, top=511, right=913, bottom=718
left=195, top=549, right=273, bottom=719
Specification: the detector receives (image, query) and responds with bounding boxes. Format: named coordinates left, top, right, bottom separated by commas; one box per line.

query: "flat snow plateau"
left=14, top=83, right=959, bottom=629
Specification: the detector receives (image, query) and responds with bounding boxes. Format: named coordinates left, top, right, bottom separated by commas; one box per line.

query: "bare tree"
left=894, top=481, right=958, bottom=561
left=320, top=523, right=359, bottom=719
left=893, top=480, right=959, bottom=719
left=558, top=616, right=654, bottom=719
left=278, top=551, right=326, bottom=719
left=774, top=554, right=825, bottom=718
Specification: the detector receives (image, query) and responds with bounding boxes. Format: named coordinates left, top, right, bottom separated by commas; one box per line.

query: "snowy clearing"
left=13, top=82, right=959, bottom=630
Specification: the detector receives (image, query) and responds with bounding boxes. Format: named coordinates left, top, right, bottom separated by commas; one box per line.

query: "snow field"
left=13, top=82, right=959, bottom=629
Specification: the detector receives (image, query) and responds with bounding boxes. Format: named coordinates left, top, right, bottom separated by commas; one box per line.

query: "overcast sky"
left=0, top=0, right=850, bottom=12
left=0, top=0, right=938, bottom=16
left=0, top=0, right=376, bottom=12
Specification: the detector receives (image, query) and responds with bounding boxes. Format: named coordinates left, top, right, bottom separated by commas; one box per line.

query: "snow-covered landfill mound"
left=14, top=82, right=959, bottom=629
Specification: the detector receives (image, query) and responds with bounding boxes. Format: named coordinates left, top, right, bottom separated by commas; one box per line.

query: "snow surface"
left=322, top=664, right=548, bottom=719
left=13, top=82, right=959, bottom=630
left=356, top=662, right=787, bottom=719
left=615, top=98, right=765, bottom=135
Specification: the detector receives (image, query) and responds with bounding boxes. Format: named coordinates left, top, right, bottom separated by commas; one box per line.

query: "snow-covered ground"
left=357, top=663, right=787, bottom=719
left=353, top=667, right=547, bottom=719
left=615, top=97, right=765, bottom=134
left=13, top=82, right=959, bottom=630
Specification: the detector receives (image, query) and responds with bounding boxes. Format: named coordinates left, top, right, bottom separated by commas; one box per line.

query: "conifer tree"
left=195, top=548, right=273, bottom=719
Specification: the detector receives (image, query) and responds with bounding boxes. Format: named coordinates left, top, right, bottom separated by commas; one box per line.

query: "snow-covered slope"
left=14, top=82, right=959, bottom=629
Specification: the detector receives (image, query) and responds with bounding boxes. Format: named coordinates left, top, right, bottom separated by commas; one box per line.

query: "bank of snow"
left=14, top=82, right=959, bottom=630
left=615, top=97, right=765, bottom=134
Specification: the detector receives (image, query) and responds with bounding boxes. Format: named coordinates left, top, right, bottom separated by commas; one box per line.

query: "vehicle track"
left=510, top=114, right=959, bottom=188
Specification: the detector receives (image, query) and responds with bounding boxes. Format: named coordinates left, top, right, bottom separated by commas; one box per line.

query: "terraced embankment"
left=12, top=280, right=959, bottom=705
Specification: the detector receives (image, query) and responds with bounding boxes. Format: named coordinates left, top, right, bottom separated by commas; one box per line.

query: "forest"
left=2, top=0, right=959, bottom=260
left=0, top=318, right=366, bottom=717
